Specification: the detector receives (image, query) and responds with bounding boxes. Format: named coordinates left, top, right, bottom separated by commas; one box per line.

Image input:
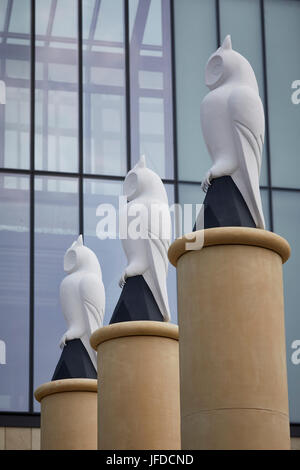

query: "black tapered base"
left=52, top=338, right=97, bottom=381
left=110, top=275, right=164, bottom=324
left=194, top=175, right=256, bottom=230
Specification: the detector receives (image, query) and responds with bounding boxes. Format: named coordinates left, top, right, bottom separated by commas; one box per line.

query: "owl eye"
left=64, top=249, right=77, bottom=273
left=211, top=57, right=223, bottom=75
left=124, top=172, right=138, bottom=202
left=205, top=55, right=224, bottom=88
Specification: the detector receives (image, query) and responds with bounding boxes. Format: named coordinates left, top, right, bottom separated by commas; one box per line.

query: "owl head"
left=123, top=155, right=168, bottom=204
left=205, top=35, right=258, bottom=91
left=64, top=235, right=102, bottom=276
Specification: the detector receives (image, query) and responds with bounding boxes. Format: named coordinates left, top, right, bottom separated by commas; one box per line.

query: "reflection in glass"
left=130, top=0, right=174, bottom=179
left=0, top=0, right=31, bottom=169
left=273, top=190, right=300, bottom=422
left=83, top=0, right=126, bottom=176
left=219, top=0, right=268, bottom=186
left=34, top=176, right=78, bottom=410
left=265, top=0, right=300, bottom=188
left=179, top=183, right=204, bottom=234
left=35, top=0, right=78, bottom=172
left=260, top=188, right=270, bottom=231
left=84, top=179, right=177, bottom=324
left=0, top=174, right=30, bottom=411
left=174, top=0, right=216, bottom=182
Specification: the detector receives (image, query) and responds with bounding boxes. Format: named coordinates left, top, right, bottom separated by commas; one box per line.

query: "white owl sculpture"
left=59, top=235, right=105, bottom=369
left=119, top=155, right=171, bottom=322
left=200, top=35, right=265, bottom=229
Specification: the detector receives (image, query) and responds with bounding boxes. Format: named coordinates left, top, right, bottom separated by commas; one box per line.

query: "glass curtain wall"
left=174, top=0, right=300, bottom=424
left=0, top=0, right=177, bottom=418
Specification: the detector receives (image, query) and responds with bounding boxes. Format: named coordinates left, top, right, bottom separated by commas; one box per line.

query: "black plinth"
left=194, top=175, right=256, bottom=230
left=52, top=338, right=97, bottom=381
left=110, top=275, right=164, bottom=324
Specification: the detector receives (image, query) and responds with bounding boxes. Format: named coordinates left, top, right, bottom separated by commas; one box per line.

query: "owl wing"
left=142, top=205, right=171, bottom=322
left=79, top=273, right=105, bottom=335
left=228, top=85, right=265, bottom=229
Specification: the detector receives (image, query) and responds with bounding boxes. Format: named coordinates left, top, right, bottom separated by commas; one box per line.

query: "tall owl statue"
left=200, top=35, right=265, bottom=229
left=110, top=155, right=171, bottom=324
left=52, top=235, right=105, bottom=380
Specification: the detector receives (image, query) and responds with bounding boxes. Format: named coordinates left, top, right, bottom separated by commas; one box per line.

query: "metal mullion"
left=28, top=0, right=36, bottom=415
left=78, top=0, right=84, bottom=237
left=0, top=0, right=13, bottom=168
left=216, top=0, right=221, bottom=47
left=161, top=0, right=173, bottom=180
left=124, top=0, right=131, bottom=173
left=169, top=0, right=178, bottom=205
left=260, top=0, right=274, bottom=232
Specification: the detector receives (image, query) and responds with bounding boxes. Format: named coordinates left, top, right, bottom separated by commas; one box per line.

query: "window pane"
left=265, top=0, right=300, bottom=188
left=174, top=0, right=216, bottom=182
left=273, top=190, right=300, bottom=422
left=179, top=183, right=204, bottom=233
left=0, top=0, right=31, bottom=169
left=130, top=0, right=174, bottom=179
left=261, top=188, right=270, bottom=231
left=35, top=0, right=78, bottom=172
left=0, top=174, right=30, bottom=411
left=84, top=179, right=177, bottom=324
left=219, top=0, right=267, bottom=186
left=34, top=176, right=78, bottom=409
left=83, top=0, right=126, bottom=176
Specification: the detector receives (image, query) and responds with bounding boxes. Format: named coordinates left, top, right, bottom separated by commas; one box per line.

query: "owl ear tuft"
left=77, top=234, right=83, bottom=246
left=137, top=154, right=146, bottom=168
left=222, top=34, right=232, bottom=50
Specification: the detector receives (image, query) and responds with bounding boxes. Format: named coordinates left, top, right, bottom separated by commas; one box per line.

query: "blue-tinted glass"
left=164, top=183, right=177, bottom=325
left=0, top=174, right=30, bottom=411
left=273, top=190, right=300, bottom=422
left=0, top=0, right=30, bottom=169
left=174, top=0, right=216, bottom=182
left=9, top=0, right=30, bottom=34
left=34, top=176, right=78, bottom=409
left=0, top=1, right=8, bottom=36
left=130, top=0, right=174, bottom=179
left=84, top=179, right=177, bottom=324
left=83, top=0, right=126, bottom=176
left=51, top=0, right=77, bottom=39
left=219, top=0, right=267, bottom=186
left=265, top=0, right=300, bottom=188
left=179, top=183, right=204, bottom=234
left=35, top=0, right=78, bottom=172
left=261, top=188, right=270, bottom=231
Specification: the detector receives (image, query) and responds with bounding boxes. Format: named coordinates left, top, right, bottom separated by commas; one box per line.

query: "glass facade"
left=0, top=0, right=299, bottom=429
left=174, top=0, right=300, bottom=425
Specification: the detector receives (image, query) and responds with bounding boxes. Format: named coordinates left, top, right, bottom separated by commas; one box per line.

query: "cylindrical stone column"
left=168, top=227, right=291, bottom=450
left=34, top=378, right=97, bottom=450
left=90, top=321, right=180, bottom=450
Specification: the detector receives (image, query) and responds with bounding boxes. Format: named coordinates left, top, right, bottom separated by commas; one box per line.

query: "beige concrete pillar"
left=90, top=321, right=180, bottom=450
left=34, top=378, right=97, bottom=450
left=168, top=227, right=291, bottom=450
